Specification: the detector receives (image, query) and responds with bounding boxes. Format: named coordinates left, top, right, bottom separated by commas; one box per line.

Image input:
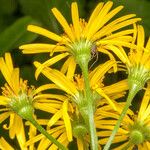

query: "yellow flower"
left=0, top=53, right=66, bottom=149
left=97, top=83, right=150, bottom=149
left=19, top=1, right=141, bottom=76
left=34, top=59, right=128, bottom=110
left=22, top=59, right=128, bottom=149
left=23, top=70, right=128, bottom=149
left=108, top=24, right=150, bottom=91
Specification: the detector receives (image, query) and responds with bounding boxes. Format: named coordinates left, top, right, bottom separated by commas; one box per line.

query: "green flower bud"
left=130, top=130, right=144, bottom=145
left=73, top=124, right=88, bottom=138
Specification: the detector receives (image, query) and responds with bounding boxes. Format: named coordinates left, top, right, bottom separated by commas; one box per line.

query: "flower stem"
left=103, top=84, right=139, bottom=150
left=28, top=116, right=67, bottom=150
left=80, top=62, right=98, bottom=150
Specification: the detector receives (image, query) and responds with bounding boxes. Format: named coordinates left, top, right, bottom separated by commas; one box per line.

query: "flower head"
left=0, top=53, right=66, bottom=149
left=20, top=1, right=141, bottom=75
left=98, top=83, right=150, bottom=149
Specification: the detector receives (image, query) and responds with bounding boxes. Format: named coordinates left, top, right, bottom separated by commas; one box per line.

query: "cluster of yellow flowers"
left=1, top=1, right=150, bottom=150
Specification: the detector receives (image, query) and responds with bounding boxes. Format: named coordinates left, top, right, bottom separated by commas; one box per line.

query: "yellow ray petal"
left=66, top=57, right=76, bottom=80
left=86, top=1, right=113, bottom=39
left=16, top=118, right=27, bottom=150
left=62, top=101, right=72, bottom=141
left=0, top=112, right=11, bottom=123
left=71, top=2, right=80, bottom=40
left=27, top=25, right=62, bottom=42
left=77, top=138, right=84, bottom=150
left=34, top=62, right=78, bottom=97
left=20, top=43, right=66, bottom=54
left=0, top=96, right=10, bottom=105
left=90, top=60, right=115, bottom=87
left=0, top=137, right=14, bottom=150
left=0, top=58, right=12, bottom=86
left=138, top=83, right=150, bottom=120
left=11, top=68, right=19, bottom=94
left=48, top=110, right=63, bottom=127
left=34, top=103, right=59, bottom=114
left=35, top=52, right=69, bottom=78
left=5, top=53, right=13, bottom=73
left=52, top=8, right=74, bottom=41
left=85, top=2, right=104, bottom=33
left=95, top=88, right=117, bottom=110
left=34, top=84, right=58, bottom=95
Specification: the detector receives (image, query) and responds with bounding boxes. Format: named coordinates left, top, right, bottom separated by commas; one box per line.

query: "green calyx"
left=73, top=123, right=88, bottom=138
left=9, top=91, right=34, bottom=120
left=128, top=65, right=150, bottom=91
left=77, top=90, right=100, bottom=120
left=68, top=39, right=93, bottom=66
left=129, top=121, right=150, bottom=145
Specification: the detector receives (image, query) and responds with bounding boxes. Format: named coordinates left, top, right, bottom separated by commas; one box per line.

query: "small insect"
left=90, top=44, right=99, bottom=69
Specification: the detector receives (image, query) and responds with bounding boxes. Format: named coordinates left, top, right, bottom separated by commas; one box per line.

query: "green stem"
left=28, top=116, right=67, bottom=150
left=80, top=63, right=98, bottom=150
left=103, top=84, right=139, bottom=150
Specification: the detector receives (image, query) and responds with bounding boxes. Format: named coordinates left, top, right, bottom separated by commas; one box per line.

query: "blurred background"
left=0, top=0, right=150, bottom=149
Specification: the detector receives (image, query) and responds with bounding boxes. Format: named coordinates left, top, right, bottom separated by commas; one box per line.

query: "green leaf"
left=0, top=16, right=38, bottom=56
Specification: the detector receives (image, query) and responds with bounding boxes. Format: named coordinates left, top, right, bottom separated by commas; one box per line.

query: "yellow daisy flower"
left=0, top=53, right=66, bottom=149
left=97, top=83, right=150, bottom=149
left=19, top=1, right=141, bottom=76
left=23, top=77, right=128, bottom=150
left=34, top=59, right=128, bottom=110
left=24, top=60, right=129, bottom=149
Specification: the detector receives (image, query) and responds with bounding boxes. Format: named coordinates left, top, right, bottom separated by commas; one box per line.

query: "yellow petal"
left=48, top=110, right=63, bottom=127
left=34, top=84, right=58, bottom=95
left=0, top=137, right=14, bottom=150
left=77, top=138, right=84, bottom=150
left=34, top=62, right=78, bottom=97
left=90, top=60, right=115, bottom=87
left=86, top=1, right=113, bottom=39
left=5, top=53, right=13, bottom=73
left=84, top=2, right=104, bottom=33
left=0, top=96, right=9, bottom=105
left=11, top=68, right=20, bottom=94
left=34, top=103, right=58, bottom=114
left=66, top=57, right=76, bottom=80
left=0, top=112, right=10, bottom=123
left=27, top=25, right=62, bottom=42
left=20, top=43, right=66, bottom=54
left=138, top=83, right=150, bottom=121
left=52, top=8, right=74, bottom=41
left=0, top=58, right=12, bottom=86
left=62, top=101, right=72, bottom=141
left=96, top=88, right=117, bottom=110
left=71, top=2, right=80, bottom=40
left=35, top=52, right=69, bottom=78
left=16, top=118, right=27, bottom=150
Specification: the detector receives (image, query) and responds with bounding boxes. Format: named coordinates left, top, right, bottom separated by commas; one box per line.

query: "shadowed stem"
left=103, top=84, right=140, bottom=150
